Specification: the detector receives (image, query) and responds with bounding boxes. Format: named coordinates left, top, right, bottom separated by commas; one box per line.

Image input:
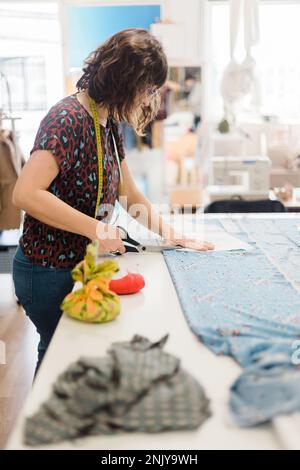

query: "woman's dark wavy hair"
left=76, top=28, right=168, bottom=135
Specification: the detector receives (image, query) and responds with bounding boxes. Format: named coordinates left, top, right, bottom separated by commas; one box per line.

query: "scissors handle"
left=116, top=226, right=140, bottom=254
left=117, top=226, right=139, bottom=245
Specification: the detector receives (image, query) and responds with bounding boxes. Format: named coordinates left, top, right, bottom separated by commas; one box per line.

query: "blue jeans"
left=12, top=246, right=73, bottom=373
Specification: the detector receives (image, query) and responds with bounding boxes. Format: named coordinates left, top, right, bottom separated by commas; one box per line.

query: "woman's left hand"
left=165, top=233, right=215, bottom=252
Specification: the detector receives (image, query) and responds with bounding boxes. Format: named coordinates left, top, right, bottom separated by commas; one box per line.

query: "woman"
left=12, top=28, right=214, bottom=373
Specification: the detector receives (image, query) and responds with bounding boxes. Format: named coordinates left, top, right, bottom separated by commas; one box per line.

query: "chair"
left=204, top=199, right=286, bottom=213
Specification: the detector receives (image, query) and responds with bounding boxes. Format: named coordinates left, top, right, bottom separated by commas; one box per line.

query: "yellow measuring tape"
left=89, top=96, right=123, bottom=219
left=89, top=96, right=103, bottom=218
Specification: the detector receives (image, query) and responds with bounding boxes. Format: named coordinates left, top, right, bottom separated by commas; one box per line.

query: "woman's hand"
left=96, top=222, right=126, bottom=254
left=166, top=232, right=215, bottom=252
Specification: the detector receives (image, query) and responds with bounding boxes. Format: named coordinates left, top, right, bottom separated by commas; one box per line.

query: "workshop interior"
left=1, top=0, right=300, bottom=453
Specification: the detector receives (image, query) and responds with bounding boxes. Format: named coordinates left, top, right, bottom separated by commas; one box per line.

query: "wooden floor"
left=0, top=274, right=38, bottom=449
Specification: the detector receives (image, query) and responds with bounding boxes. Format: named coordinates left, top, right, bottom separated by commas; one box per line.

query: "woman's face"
left=128, top=85, right=162, bottom=134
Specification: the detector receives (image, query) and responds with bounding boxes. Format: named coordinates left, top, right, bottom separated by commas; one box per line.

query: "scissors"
left=116, top=226, right=182, bottom=254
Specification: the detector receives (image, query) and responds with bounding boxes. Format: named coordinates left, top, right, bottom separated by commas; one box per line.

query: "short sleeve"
left=30, top=109, right=75, bottom=175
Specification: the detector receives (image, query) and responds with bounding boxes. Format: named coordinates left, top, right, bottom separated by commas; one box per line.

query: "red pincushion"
left=109, top=273, right=145, bottom=295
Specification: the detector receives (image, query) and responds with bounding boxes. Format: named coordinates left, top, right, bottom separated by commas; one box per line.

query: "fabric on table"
left=230, top=343, right=300, bottom=426
left=24, top=335, right=210, bottom=446
left=163, top=217, right=300, bottom=426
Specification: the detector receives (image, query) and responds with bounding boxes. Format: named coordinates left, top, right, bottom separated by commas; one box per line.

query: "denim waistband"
left=14, top=246, right=33, bottom=265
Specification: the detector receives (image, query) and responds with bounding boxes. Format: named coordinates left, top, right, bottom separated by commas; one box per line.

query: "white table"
left=6, top=214, right=300, bottom=450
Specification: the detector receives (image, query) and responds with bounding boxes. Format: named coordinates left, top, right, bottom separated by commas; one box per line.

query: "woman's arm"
left=119, top=160, right=214, bottom=251
left=13, top=150, right=125, bottom=253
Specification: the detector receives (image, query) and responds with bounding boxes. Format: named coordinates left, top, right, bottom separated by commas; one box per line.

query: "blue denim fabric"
left=163, top=217, right=300, bottom=426
left=12, top=246, right=73, bottom=373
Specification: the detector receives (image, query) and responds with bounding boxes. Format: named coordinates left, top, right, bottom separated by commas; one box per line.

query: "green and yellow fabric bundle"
left=61, top=242, right=120, bottom=323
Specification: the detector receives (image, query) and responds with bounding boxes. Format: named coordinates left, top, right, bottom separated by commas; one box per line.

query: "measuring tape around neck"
left=89, top=96, right=123, bottom=219
left=89, top=96, right=103, bottom=218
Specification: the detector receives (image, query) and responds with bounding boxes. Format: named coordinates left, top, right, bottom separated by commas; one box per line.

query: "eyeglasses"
left=147, top=87, right=160, bottom=98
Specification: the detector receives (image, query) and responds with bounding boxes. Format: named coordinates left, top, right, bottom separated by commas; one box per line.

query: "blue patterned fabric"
left=163, top=217, right=300, bottom=426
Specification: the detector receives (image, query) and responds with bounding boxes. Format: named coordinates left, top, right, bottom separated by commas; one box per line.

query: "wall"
left=162, top=0, right=203, bottom=66
left=67, top=4, right=161, bottom=68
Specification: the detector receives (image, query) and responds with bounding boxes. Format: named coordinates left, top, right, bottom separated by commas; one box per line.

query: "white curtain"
left=221, top=0, right=260, bottom=109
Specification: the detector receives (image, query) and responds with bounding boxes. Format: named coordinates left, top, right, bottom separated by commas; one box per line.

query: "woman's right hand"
left=95, top=222, right=126, bottom=255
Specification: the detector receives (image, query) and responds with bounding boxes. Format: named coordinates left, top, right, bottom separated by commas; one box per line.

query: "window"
left=0, top=56, right=47, bottom=111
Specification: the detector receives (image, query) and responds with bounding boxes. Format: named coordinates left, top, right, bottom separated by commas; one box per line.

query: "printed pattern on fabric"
left=19, top=94, right=125, bottom=268
left=163, top=217, right=300, bottom=426
left=24, top=335, right=210, bottom=445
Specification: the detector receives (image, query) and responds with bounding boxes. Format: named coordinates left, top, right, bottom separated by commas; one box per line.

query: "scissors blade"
left=137, top=239, right=180, bottom=253
left=117, top=227, right=182, bottom=254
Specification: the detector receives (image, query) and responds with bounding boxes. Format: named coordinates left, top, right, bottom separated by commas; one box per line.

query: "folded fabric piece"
left=24, top=335, right=210, bottom=446
left=230, top=343, right=300, bottom=426
left=163, top=217, right=300, bottom=426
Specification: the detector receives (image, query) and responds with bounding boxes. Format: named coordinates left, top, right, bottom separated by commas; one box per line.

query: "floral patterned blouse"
left=19, top=94, right=125, bottom=268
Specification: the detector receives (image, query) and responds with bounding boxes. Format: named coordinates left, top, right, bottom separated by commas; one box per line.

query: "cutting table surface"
left=7, top=214, right=300, bottom=450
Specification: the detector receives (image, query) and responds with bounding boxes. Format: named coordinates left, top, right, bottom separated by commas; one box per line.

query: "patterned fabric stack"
left=24, top=335, right=210, bottom=446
